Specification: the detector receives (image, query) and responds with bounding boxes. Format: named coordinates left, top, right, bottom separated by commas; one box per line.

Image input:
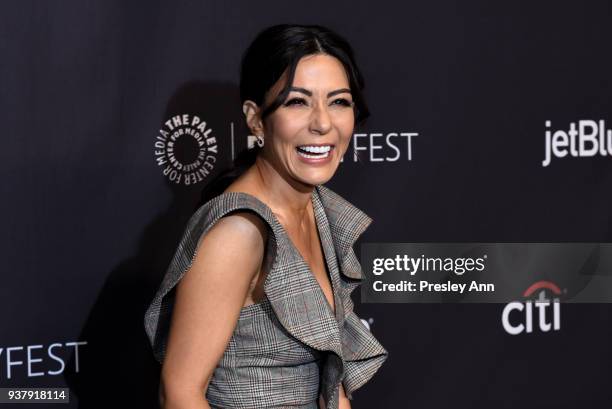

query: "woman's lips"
left=295, top=145, right=334, bottom=164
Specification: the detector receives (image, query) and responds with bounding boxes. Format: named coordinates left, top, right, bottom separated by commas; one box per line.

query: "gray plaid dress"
left=144, top=184, right=388, bottom=408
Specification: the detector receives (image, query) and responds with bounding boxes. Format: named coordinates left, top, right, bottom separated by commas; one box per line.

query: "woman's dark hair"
left=199, top=24, right=370, bottom=205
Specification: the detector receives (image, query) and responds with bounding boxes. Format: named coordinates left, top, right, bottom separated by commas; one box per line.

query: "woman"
left=144, top=24, right=388, bottom=409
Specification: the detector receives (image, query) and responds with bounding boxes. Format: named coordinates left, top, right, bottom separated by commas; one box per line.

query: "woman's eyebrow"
left=289, top=87, right=352, bottom=98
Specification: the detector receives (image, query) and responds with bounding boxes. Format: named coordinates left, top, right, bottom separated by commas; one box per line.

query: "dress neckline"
left=214, top=186, right=341, bottom=320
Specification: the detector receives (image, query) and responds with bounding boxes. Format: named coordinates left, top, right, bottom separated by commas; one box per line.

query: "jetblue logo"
left=542, top=120, right=612, bottom=167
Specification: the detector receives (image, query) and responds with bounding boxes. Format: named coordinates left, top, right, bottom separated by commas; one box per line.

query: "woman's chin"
left=295, top=172, right=334, bottom=187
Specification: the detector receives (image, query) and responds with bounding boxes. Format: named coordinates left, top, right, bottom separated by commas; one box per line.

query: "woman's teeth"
left=296, top=145, right=332, bottom=158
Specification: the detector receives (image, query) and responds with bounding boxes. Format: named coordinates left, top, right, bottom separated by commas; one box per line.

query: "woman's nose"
left=309, top=102, right=332, bottom=135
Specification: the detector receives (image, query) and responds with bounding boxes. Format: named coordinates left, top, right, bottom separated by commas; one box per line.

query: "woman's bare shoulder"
left=212, top=209, right=268, bottom=246
left=161, top=199, right=270, bottom=392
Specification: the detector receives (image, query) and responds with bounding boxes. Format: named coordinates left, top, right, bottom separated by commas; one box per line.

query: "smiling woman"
left=242, top=52, right=356, bottom=180
left=144, top=24, right=388, bottom=409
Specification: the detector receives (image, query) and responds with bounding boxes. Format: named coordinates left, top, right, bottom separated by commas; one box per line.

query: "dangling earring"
left=256, top=134, right=265, bottom=148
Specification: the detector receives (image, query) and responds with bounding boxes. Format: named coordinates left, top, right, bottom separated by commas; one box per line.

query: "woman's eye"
left=332, top=98, right=353, bottom=107
left=283, top=97, right=353, bottom=108
left=284, top=98, right=307, bottom=106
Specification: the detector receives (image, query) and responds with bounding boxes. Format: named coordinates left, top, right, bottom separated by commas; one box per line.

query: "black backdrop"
left=1, top=1, right=612, bottom=408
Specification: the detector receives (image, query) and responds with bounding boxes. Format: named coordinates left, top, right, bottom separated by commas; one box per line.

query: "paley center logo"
left=154, top=114, right=219, bottom=185
left=542, top=119, right=612, bottom=167
left=501, top=280, right=563, bottom=335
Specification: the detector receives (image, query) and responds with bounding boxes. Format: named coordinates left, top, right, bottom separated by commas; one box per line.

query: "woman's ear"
left=242, top=100, right=264, bottom=136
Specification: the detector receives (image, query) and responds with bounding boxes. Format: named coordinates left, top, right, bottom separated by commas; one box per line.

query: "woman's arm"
left=339, top=384, right=352, bottom=409
left=159, top=211, right=268, bottom=409
left=318, top=384, right=352, bottom=409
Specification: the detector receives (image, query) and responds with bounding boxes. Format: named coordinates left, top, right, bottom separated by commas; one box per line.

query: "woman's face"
left=261, top=53, right=355, bottom=187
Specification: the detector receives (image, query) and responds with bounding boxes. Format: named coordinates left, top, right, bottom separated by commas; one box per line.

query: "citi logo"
left=501, top=280, right=562, bottom=335
left=542, top=120, right=612, bottom=167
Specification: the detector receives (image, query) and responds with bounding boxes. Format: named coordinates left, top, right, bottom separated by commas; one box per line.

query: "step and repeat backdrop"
left=1, top=1, right=611, bottom=408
